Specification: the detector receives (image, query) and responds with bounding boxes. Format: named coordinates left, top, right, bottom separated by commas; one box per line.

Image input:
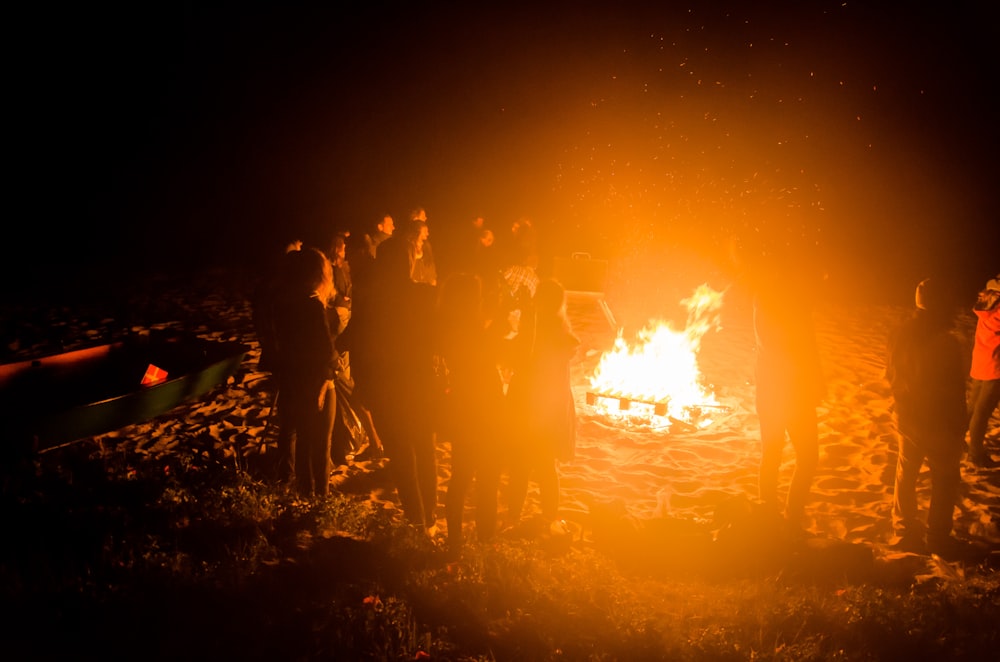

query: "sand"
left=6, top=267, right=999, bottom=565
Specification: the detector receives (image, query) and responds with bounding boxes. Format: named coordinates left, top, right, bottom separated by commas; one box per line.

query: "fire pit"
left=586, top=284, right=730, bottom=429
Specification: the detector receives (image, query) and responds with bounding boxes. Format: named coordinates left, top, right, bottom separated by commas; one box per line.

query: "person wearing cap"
left=885, top=277, right=968, bottom=555
left=967, top=273, right=1000, bottom=468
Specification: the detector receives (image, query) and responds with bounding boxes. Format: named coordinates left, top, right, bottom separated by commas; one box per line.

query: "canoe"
left=0, top=331, right=248, bottom=452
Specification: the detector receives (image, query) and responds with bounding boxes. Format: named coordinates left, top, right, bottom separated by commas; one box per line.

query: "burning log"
left=587, top=284, right=728, bottom=428
left=585, top=391, right=669, bottom=417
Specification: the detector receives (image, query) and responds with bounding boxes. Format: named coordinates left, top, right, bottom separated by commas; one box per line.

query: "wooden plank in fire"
left=585, top=391, right=669, bottom=417
left=586, top=391, right=732, bottom=419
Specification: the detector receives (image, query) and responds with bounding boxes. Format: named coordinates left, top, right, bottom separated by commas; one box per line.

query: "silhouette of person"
left=435, top=272, right=506, bottom=553
left=726, top=228, right=824, bottom=531
left=406, top=219, right=437, bottom=286
left=506, top=277, right=580, bottom=529
left=270, top=246, right=338, bottom=497
left=252, top=237, right=304, bottom=375
left=966, top=273, right=1000, bottom=468
left=365, top=214, right=395, bottom=258
left=886, top=277, right=967, bottom=554
left=350, top=233, right=439, bottom=534
left=751, top=257, right=823, bottom=530
left=408, top=207, right=439, bottom=284
left=251, top=238, right=304, bottom=482
left=505, top=217, right=538, bottom=272
left=454, top=215, right=495, bottom=277
left=327, top=232, right=353, bottom=335
left=350, top=214, right=394, bottom=307
left=473, top=226, right=504, bottom=321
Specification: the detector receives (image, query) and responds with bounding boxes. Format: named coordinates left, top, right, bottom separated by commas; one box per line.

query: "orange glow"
left=588, top=284, right=725, bottom=427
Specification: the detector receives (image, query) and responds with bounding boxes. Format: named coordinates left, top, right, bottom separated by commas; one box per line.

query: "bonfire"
left=587, top=284, right=727, bottom=428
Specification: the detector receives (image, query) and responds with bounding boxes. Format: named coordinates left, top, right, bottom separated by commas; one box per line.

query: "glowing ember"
left=588, top=284, right=725, bottom=427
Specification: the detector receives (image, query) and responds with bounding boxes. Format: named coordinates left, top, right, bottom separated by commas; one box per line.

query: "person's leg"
left=446, top=441, right=474, bottom=548
left=293, top=397, right=313, bottom=496
left=276, top=423, right=296, bottom=484
left=786, top=404, right=819, bottom=525
left=289, top=382, right=334, bottom=497
left=376, top=414, right=426, bottom=527
left=474, top=448, right=503, bottom=541
left=309, top=382, right=336, bottom=496
left=414, top=427, right=439, bottom=530
left=328, top=385, right=352, bottom=466
left=273, top=390, right=295, bottom=484
left=280, top=385, right=313, bottom=495
left=537, top=455, right=560, bottom=522
left=926, top=445, right=963, bottom=546
left=506, top=444, right=531, bottom=524
left=967, top=378, right=983, bottom=424
left=892, top=432, right=926, bottom=542
left=968, top=378, right=1000, bottom=461
left=756, top=393, right=786, bottom=510
left=357, top=404, right=383, bottom=457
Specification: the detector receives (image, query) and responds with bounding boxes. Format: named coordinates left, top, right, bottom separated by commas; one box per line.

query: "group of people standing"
left=750, top=248, right=1000, bottom=558
left=254, top=208, right=579, bottom=554
left=728, top=222, right=998, bottom=558
left=884, top=272, right=1000, bottom=555
left=254, top=209, right=998, bottom=559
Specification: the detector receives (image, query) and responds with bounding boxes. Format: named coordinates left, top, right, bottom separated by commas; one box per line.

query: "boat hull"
left=0, top=332, right=248, bottom=452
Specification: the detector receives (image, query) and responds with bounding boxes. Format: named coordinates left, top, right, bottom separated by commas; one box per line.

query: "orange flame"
left=588, top=284, right=725, bottom=427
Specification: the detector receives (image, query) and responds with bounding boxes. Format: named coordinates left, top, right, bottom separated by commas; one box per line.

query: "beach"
left=7, top=266, right=998, bottom=566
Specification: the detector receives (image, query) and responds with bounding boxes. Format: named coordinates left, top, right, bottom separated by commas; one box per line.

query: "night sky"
left=15, top=1, right=999, bottom=303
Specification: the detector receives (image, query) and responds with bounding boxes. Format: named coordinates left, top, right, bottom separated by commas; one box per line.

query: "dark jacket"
left=886, top=310, right=967, bottom=443
left=272, top=294, right=337, bottom=392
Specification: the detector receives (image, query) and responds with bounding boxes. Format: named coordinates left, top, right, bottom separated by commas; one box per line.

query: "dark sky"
left=15, top=1, right=999, bottom=302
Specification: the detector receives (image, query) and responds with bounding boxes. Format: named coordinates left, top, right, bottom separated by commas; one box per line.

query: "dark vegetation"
left=3, top=439, right=999, bottom=661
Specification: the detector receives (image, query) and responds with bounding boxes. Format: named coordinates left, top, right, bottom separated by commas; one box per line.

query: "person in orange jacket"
left=967, top=273, right=1000, bottom=468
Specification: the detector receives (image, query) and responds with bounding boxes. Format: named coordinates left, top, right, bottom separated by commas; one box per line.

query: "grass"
left=3, top=439, right=998, bottom=661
